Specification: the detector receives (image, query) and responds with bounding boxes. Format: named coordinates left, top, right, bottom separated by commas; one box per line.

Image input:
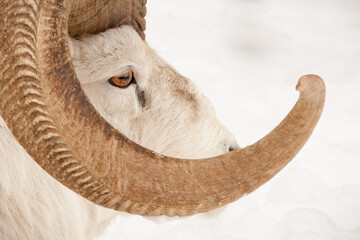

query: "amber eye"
left=108, top=71, right=134, bottom=88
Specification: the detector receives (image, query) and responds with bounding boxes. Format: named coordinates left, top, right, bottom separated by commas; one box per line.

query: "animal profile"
left=0, top=0, right=325, bottom=239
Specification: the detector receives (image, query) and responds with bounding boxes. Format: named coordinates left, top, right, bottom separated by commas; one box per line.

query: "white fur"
left=0, top=26, right=238, bottom=239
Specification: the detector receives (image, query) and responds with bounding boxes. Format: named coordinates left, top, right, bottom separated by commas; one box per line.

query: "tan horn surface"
left=0, top=0, right=325, bottom=216
left=68, top=0, right=146, bottom=39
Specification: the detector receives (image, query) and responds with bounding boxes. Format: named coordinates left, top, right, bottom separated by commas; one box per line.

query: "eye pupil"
left=109, top=71, right=134, bottom=88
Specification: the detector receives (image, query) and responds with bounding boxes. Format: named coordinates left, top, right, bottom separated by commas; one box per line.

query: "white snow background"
left=100, top=0, right=360, bottom=239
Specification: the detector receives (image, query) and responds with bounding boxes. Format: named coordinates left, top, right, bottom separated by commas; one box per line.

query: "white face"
left=69, top=26, right=238, bottom=159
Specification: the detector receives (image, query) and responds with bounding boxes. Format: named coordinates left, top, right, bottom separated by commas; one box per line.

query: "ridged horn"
left=68, top=0, right=146, bottom=39
left=0, top=0, right=325, bottom=216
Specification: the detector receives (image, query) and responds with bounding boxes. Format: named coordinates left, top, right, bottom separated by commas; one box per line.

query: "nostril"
left=228, top=144, right=240, bottom=152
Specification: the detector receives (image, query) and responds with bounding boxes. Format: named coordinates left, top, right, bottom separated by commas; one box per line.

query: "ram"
left=0, top=0, right=325, bottom=239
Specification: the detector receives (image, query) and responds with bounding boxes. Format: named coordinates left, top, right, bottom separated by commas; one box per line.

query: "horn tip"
left=296, top=74, right=325, bottom=94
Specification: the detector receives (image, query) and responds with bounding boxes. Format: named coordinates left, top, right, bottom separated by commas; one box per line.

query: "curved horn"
left=68, top=0, right=146, bottom=39
left=0, top=0, right=325, bottom=216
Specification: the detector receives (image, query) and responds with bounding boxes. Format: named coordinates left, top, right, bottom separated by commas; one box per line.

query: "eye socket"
left=108, top=71, right=134, bottom=88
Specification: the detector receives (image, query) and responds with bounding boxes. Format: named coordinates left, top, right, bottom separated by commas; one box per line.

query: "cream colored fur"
left=0, top=26, right=238, bottom=239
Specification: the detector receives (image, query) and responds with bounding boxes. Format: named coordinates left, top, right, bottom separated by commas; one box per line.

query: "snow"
left=99, top=0, right=360, bottom=239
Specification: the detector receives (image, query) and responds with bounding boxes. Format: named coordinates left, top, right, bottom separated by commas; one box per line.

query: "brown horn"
left=68, top=0, right=146, bottom=39
left=0, top=0, right=325, bottom=217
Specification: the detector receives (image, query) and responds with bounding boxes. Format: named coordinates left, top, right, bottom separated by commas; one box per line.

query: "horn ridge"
left=68, top=0, right=146, bottom=39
